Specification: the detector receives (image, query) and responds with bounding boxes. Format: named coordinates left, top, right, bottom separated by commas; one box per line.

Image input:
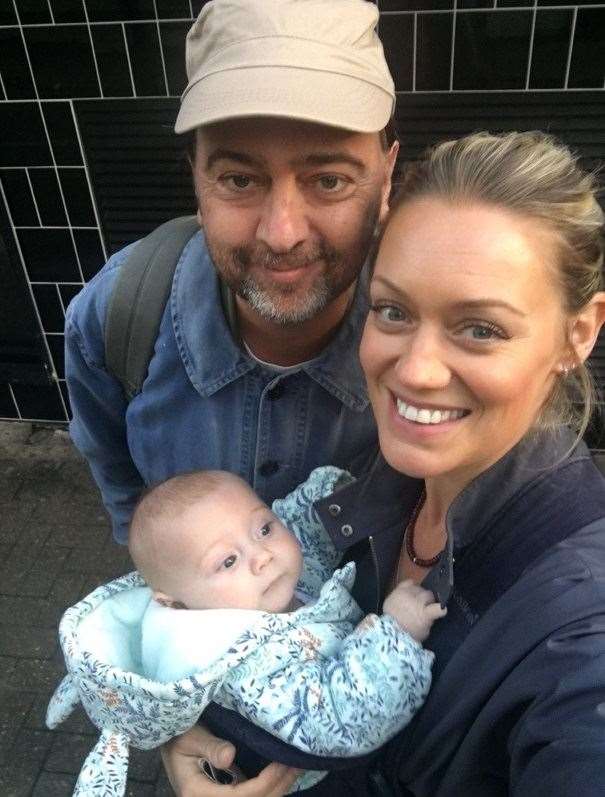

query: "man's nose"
left=394, top=331, right=452, bottom=390
left=255, top=181, right=309, bottom=253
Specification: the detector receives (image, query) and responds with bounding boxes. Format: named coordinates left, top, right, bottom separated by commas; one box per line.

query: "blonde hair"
left=390, top=131, right=604, bottom=439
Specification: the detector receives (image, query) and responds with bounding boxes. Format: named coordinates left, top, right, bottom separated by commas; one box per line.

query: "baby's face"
left=166, top=483, right=303, bottom=612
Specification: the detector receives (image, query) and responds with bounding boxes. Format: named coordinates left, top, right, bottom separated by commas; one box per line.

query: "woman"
left=163, top=131, right=605, bottom=796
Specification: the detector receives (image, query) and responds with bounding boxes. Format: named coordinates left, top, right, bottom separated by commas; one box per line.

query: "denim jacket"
left=65, top=230, right=377, bottom=542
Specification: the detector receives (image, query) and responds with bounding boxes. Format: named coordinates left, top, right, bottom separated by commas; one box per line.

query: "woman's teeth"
left=396, top=399, right=466, bottom=424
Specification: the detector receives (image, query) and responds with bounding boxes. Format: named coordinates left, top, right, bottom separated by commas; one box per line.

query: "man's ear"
left=153, top=590, right=183, bottom=609
left=569, top=292, right=605, bottom=364
left=380, top=140, right=399, bottom=222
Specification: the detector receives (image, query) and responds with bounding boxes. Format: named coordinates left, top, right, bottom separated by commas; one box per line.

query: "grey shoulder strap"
left=105, top=215, right=201, bottom=400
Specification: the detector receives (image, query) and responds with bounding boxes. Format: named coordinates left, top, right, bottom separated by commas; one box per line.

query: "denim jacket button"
left=259, top=460, right=279, bottom=477
left=268, top=383, right=285, bottom=400
left=340, top=524, right=353, bottom=537
left=328, top=503, right=341, bottom=516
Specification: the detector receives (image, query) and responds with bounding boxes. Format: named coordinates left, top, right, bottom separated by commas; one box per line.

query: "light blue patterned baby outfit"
left=47, top=467, right=434, bottom=795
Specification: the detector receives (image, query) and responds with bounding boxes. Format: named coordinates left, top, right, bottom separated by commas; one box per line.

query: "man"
left=66, top=0, right=397, bottom=791
left=65, top=0, right=398, bottom=546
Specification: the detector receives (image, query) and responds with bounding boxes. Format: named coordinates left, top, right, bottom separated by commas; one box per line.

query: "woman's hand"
left=160, top=725, right=301, bottom=796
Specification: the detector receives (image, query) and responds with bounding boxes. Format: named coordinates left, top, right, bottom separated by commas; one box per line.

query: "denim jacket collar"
left=302, top=267, right=370, bottom=412
left=172, top=232, right=254, bottom=397
left=172, top=230, right=369, bottom=410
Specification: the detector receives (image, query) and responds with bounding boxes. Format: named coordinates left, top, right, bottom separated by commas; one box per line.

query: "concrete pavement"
left=0, top=422, right=172, bottom=796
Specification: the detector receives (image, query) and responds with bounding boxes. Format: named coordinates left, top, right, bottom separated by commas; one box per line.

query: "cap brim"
left=174, top=66, right=394, bottom=134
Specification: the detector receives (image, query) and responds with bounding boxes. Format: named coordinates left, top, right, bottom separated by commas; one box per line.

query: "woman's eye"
left=372, top=304, right=407, bottom=324
left=222, top=554, right=237, bottom=569
left=460, top=322, right=506, bottom=341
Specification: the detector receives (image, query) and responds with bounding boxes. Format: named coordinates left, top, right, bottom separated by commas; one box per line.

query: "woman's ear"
left=569, top=291, right=605, bottom=364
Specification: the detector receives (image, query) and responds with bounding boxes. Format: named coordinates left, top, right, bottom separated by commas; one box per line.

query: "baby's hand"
left=383, top=579, right=447, bottom=643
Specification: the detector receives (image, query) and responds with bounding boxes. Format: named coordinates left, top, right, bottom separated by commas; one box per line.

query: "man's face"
left=192, top=117, right=397, bottom=325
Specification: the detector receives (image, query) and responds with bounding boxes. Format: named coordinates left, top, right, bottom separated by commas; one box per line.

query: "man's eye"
left=317, top=175, right=346, bottom=192
left=222, top=554, right=237, bottom=569
left=217, top=173, right=256, bottom=191
left=227, top=174, right=252, bottom=189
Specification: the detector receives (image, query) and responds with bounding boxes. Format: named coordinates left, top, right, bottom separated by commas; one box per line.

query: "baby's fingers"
left=425, top=602, right=448, bottom=620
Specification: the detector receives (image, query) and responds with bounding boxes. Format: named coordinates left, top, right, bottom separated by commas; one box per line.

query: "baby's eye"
left=259, top=522, right=273, bottom=537
left=222, top=554, right=237, bottom=569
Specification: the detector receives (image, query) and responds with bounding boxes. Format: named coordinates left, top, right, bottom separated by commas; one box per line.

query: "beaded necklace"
left=404, top=490, right=443, bottom=569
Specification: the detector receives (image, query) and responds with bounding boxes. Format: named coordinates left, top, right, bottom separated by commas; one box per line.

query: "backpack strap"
left=105, top=215, right=201, bottom=400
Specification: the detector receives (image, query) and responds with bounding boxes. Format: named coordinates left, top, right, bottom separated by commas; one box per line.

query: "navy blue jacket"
left=209, top=429, right=605, bottom=796
left=319, top=429, right=605, bottom=796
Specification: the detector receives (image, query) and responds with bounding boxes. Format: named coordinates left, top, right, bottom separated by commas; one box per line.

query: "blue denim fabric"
left=65, top=230, right=377, bottom=542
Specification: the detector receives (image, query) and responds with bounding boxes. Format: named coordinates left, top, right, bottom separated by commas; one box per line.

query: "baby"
left=48, top=466, right=445, bottom=796
left=128, top=467, right=445, bottom=787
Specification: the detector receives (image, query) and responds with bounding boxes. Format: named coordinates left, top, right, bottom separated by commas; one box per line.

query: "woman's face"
left=360, top=197, right=568, bottom=489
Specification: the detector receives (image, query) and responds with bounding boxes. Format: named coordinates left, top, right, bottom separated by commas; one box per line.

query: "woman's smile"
left=386, top=391, right=472, bottom=444
left=394, top=396, right=469, bottom=424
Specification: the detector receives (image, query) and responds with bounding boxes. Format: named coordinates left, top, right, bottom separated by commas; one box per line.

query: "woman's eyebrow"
left=371, top=276, right=526, bottom=316
left=451, top=298, right=527, bottom=317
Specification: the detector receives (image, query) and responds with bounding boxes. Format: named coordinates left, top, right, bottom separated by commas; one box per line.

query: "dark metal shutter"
left=0, top=200, right=50, bottom=385
left=75, top=99, right=195, bottom=255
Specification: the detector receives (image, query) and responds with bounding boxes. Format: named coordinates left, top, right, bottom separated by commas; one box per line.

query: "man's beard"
left=205, top=197, right=382, bottom=325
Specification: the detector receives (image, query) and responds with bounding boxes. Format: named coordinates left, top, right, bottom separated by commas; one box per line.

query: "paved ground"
left=0, top=422, right=173, bottom=796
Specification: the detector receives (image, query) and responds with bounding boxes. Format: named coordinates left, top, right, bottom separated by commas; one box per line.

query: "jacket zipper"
left=368, top=535, right=381, bottom=613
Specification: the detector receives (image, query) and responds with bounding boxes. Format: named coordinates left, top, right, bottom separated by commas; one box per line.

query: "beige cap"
left=174, top=0, right=395, bottom=135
